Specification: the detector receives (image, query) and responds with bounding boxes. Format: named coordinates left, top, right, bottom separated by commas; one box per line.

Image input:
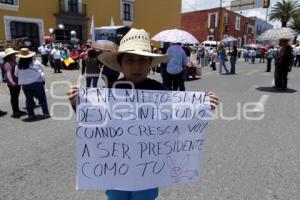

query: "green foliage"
left=269, top=0, right=300, bottom=27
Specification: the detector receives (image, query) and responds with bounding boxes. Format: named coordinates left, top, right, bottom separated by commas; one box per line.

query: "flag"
left=90, top=15, right=95, bottom=42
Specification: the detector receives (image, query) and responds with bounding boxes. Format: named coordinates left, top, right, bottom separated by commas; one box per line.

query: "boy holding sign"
left=68, top=28, right=219, bottom=200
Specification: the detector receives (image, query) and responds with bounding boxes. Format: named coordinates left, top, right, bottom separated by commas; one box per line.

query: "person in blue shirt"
left=218, top=44, right=229, bottom=74
left=265, top=47, right=274, bottom=72
left=165, top=43, right=188, bottom=91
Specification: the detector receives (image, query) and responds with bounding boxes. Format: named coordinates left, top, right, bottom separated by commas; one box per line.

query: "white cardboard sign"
left=76, top=88, right=211, bottom=191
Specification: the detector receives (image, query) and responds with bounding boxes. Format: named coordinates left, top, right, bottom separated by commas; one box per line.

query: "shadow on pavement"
left=256, top=87, right=298, bottom=93
left=22, top=114, right=51, bottom=123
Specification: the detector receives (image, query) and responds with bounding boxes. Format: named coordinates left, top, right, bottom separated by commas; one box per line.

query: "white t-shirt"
left=0, top=51, right=5, bottom=64
left=15, top=59, right=44, bottom=85
left=38, top=46, right=51, bottom=55
left=295, top=46, right=300, bottom=56
left=51, top=48, right=61, bottom=60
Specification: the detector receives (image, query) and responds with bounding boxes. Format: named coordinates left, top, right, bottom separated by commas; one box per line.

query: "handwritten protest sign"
left=76, top=88, right=211, bottom=191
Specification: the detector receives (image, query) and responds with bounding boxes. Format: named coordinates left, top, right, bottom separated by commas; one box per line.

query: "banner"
left=76, top=88, right=211, bottom=191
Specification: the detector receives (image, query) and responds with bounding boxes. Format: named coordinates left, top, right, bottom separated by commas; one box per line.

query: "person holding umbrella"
left=165, top=43, right=188, bottom=91
left=274, top=38, right=294, bottom=90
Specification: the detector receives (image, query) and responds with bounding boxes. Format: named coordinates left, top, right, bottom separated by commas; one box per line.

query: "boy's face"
left=120, top=54, right=151, bottom=83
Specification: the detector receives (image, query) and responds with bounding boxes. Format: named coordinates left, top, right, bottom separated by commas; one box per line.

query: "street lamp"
left=58, top=24, right=65, bottom=44
left=48, top=28, right=54, bottom=35
left=58, top=23, right=64, bottom=30
left=70, top=30, right=76, bottom=36
left=70, top=30, right=78, bottom=45
left=48, top=28, right=54, bottom=45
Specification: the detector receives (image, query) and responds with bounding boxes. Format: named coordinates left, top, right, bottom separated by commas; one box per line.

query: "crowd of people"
left=0, top=32, right=298, bottom=120
left=0, top=46, right=50, bottom=121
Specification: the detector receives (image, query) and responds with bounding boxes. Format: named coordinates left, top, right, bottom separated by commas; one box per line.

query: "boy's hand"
left=67, top=85, right=79, bottom=106
left=208, top=92, right=219, bottom=110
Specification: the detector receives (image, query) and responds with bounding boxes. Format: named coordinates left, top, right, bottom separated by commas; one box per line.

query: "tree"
left=289, top=10, right=300, bottom=32
left=269, top=0, right=300, bottom=27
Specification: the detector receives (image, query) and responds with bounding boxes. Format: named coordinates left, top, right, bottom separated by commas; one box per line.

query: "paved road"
left=0, top=60, right=299, bottom=200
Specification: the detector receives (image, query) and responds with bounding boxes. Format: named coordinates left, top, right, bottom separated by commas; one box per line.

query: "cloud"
left=244, top=9, right=281, bottom=28
left=182, top=0, right=281, bottom=27
left=181, top=0, right=198, bottom=13
left=245, top=9, right=267, bottom=19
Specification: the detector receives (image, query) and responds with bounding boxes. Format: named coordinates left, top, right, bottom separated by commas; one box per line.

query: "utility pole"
left=217, top=0, right=223, bottom=48
left=265, top=7, right=269, bottom=21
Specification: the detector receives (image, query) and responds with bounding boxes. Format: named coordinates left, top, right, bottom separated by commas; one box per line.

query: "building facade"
left=0, top=0, right=181, bottom=49
left=249, top=16, right=273, bottom=39
left=182, top=8, right=255, bottom=47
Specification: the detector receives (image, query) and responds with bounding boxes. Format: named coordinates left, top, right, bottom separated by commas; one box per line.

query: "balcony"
left=58, top=0, right=86, bottom=16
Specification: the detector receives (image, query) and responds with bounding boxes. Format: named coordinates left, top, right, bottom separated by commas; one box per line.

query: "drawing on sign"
left=167, top=154, right=198, bottom=183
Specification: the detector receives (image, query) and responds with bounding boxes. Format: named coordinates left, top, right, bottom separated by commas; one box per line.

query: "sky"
left=182, top=0, right=283, bottom=28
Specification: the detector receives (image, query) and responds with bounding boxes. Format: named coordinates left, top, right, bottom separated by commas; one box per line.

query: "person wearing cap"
left=210, top=49, right=218, bottom=71
left=15, top=48, right=50, bottom=121
left=38, top=43, right=51, bottom=66
left=50, top=45, right=62, bottom=73
left=274, top=38, right=294, bottom=90
left=83, top=48, right=101, bottom=88
left=3, top=47, right=27, bottom=118
left=67, top=28, right=219, bottom=200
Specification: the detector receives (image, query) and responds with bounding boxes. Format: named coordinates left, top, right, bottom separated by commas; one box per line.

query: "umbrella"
left=257, top=27, right=297, bottom=41
left=151, top=29, right=199, bottom=44
left=92, top=40, right=118, bottom=51
left=221, top=36, right=237, bottom=43
left=43, top=35, right=54, bottom=41
left=245, top=43, right=263, bottom=49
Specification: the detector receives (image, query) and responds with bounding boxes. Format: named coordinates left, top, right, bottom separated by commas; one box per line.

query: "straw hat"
left=3, top=48, right=19, bottom=58
left=16, top=48, right=36, bottom=58
left=98, top=28, right=170, bottom=71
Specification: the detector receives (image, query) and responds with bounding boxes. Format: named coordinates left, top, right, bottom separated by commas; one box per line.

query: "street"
left=0, top=59, right=299, bottom=200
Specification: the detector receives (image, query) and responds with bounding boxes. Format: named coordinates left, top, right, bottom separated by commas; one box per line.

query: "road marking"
left=252, top=95, right=270, bottom=112
left=245, top=69, right=260, bottom=76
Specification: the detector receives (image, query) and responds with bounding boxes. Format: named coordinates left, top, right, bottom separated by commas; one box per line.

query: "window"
left=10, top=21, right=40, bottom=49
left=0, top=0, right=13, bottom=4
left=0, top=0, right=18, bottom=11
left=207, top=35, right=214, bottom=41
left=208, top=13, right=218, bottom=28
left=121, top=0, right=134, bottom=22
left=224, top=14, right=229, bottom=25
left=247, top=25, right=254, bottom=34
left=235, top=16, right=241, bottom=30
left=123, top=3, right=131, bottom=21
left=68, top=0, right=79, bottom=13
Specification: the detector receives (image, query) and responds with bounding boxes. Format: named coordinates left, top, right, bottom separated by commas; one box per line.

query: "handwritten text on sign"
left=76, top=88, right=211, bottom=191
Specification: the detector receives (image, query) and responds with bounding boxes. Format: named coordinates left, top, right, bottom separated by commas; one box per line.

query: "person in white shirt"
left=50, top=45, right=62, bottom=73
left=15, top=48, right=50, bottom=121
left=38, top=43, right=51, bottom=66
left=0, top=45, right=6, bottom=82
left=294, top=44, right=300, bottom=67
